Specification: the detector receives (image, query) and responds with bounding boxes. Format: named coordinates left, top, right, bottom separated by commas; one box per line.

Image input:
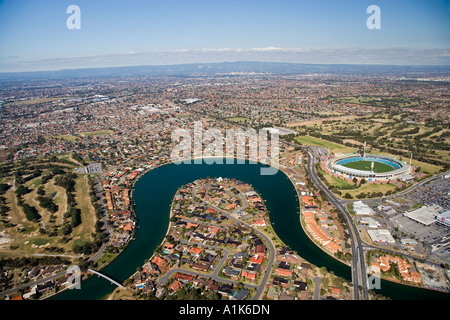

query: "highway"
left=305, top=149, right=369, bottom=300
left=341, top=171, right=445, bottom=206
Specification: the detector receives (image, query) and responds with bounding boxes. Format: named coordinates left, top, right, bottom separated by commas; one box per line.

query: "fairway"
left=341, top=160, right=394, bottom=173
left=295, top=135, right=355, bottom=153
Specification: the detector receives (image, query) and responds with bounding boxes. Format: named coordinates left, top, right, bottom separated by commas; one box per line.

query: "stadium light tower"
left=409, top=152, right=413, bottom=174
left=363, top=141, right=366, bottom=158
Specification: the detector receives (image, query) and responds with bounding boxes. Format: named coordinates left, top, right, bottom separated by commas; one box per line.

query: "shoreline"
left=129, top=157, right=449, bottom=296
left=45, top=156, right=447, bottom=300
left=276, top=163, right=353, bottom=269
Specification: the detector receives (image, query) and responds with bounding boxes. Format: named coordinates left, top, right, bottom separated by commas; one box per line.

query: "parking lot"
left=404, top=177, right=450, bottom=210
left=389, top=213, right=450, bottom=243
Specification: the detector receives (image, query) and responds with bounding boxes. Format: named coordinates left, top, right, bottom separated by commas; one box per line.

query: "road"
left=305, top=149, right=369, bottom=300
left=313, top=276, right=321, bottom=300
left=0, top=271, right=67, bottom=299
left=341, top=172, right=445, bottom=206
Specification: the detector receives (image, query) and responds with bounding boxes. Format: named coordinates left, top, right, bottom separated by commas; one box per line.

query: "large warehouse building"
left=403, top=204, right=442, bottom=226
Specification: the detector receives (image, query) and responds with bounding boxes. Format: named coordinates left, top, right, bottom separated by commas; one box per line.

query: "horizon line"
left=1, top=60, right=450, bottom=76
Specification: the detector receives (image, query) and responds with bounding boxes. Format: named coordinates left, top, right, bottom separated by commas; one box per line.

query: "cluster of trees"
left=55, top=172, right=81, bottom=235
left=22, top=204, right=41, bottom=222
left=391, top=126, right=420, bottom=137
left=70, top=208, right=81, bottom=228
left=0, top=256, right=70, bottom=269
left=72, top=241, right=101, bottom=255
left=0, top=183, right=10, bottom=194
left=14, top=168, right=42, bottom=185
left=72, top=152, right=86, bottom=166
left=11, top=164, right=80, bottom=224
left=355, top=191, right=385, bottom=199
left=0, top=183, right=11, bottom=222
left=15, top=184, right=31, bottom=197
left=55, top=172, right=77, bottom=193
left=334, top=250, right=352, bottom=262
left=37, top=195, right=58, bottom=213
left=343, top=190, right=395, bottom=200
left=14, top=182, right=41, bottom=223
left=87, top=177, right=103, bottom=222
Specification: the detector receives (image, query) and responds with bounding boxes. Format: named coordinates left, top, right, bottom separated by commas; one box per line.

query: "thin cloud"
left=1, top=47, right=449, bottom=72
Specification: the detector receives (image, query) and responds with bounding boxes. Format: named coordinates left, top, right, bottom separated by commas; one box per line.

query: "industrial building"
left=403, top=204, right=442, bottom=226
left=353, top=201, right=374, bottom=215
left=367, top=229, right=396, bottom=244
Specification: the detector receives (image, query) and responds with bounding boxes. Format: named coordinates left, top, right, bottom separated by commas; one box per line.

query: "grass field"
left=345, top=183, right=398, bottom=198
left=80, top=130, right=113, bottom=137
left=370, top=150, right=443, bottom=174
left=341, top=160, right=395, bottom=173
left=316, top=163, right=398, bottom=199
left=316, top=165, right=354, bottom=188
left=52, top=134, right=80, bottom=142
left=226, top=117, right=249, bottom=122
left=3, top=97, right=65, bottom=107
left=295, top=135, right=355, bottom=154
left=327, top=96, right=419, bottom=108
left=71, top=175, right=96, bottom=243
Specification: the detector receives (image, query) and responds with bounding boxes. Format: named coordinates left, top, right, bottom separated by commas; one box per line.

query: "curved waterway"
left=52, top=159, right=448, bottom=300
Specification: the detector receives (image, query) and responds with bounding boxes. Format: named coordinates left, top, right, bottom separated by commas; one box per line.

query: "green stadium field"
left=341, top=160, right=395, bottom=173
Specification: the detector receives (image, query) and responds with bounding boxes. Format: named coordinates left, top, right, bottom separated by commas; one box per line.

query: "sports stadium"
left=326, top=153, right=410, bottom=181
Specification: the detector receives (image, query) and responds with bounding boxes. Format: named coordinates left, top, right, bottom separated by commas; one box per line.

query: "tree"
left=37, top=187, right=45, bottom=196
left=0, top=183, right=10, bottom=195
left=36, top=135, right=46, bottom=145
left=71, top=208, right=81, bottom=228
left=22, top=204, right=40, bottom=222
left=37, top=195, right=58, bottom=213
left=15, top=185, right=31, bottom=196
left=55, top=173, right=77, bottom=192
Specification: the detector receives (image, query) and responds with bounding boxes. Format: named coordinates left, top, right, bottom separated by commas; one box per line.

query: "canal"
left=52, top=159, right=448, bottom=300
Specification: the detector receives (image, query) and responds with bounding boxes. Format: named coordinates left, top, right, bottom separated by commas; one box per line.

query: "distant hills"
left=1, top=61, right=449, bottom=80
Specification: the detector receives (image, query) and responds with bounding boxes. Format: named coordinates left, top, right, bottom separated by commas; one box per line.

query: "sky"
left=0, top=0, right=449, bottom=72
